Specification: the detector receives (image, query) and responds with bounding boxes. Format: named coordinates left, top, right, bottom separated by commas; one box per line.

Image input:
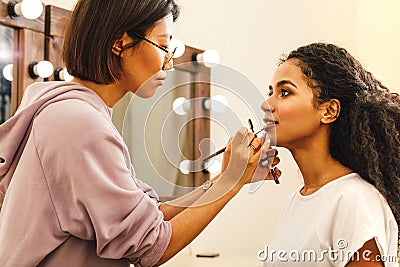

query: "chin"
left=134, top=82, right=159, bottom=98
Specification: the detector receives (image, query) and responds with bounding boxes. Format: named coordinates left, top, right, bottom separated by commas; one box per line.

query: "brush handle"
left=203, top=128, right=265, bottom=161
left=203, top=147, right=226, bottom=161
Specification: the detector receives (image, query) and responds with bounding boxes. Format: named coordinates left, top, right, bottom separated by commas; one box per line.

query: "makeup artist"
left=0, top=1, right=280, bottom=266
left=261, top=42, right=399, bottom=266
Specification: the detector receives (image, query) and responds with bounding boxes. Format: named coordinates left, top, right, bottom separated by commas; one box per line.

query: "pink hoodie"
left=0, top=82, right=172, bottom=267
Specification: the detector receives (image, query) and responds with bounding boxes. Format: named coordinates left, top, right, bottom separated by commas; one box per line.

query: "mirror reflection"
left=113, top=69, right=194, bottom=199
left=0, top=25, right=13, bottom=125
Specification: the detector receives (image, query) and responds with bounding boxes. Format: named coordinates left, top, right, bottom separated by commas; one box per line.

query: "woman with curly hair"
left=261, top=43, right=399, bottom=266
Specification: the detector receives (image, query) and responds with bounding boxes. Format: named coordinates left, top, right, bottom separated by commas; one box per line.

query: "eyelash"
left=268, top=89, right=291, bottom=97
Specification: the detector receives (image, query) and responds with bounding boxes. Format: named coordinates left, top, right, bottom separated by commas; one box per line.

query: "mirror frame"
left=0, top=1, right=45, bottom=114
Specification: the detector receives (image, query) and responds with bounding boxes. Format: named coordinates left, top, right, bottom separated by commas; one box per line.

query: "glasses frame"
left=122, top=32, right=177, bottom=68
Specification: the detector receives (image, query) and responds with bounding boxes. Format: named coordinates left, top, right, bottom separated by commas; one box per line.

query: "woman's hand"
left=218, top=128, right=281, bottom=190
left=220, top=129, right=281, bottom=184
left=251, top=146, right=281, bottom=184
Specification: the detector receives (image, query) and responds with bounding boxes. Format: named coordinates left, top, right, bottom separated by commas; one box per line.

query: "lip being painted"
left=263, top=118, right=278, bottom=130
left=154, top=75, right=167, bottom=86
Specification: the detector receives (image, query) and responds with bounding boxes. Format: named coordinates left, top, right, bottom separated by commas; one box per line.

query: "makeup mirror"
left=113, top=46, right=211, bottom=200
left=0, top=25, right=13, bottom=125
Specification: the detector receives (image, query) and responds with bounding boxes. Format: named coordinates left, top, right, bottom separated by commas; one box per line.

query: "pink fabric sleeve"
left=128, top=164, right=163, bottom=207
left=33, top=99, right=171, bottom=266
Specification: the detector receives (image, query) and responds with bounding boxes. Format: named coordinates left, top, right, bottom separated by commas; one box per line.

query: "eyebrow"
left=268, top=80, right=298, bottom=90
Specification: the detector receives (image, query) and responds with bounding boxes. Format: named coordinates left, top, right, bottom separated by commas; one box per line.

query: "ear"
left=320, top=99, right=341, bottom=124
left=111, top=33, right=133, bottom=57
left=112, top=39, right=123, bottom=57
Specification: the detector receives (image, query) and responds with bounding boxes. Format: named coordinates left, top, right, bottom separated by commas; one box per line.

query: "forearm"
left=155, top=177, right=240, bottom=265
left=159, top=174, right=222, bottom=220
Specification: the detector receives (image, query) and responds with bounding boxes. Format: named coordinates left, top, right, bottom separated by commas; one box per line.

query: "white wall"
left=42, top=0, right=75, bottom=10
left=356, top=0, right=400, bottom=91
left=44, top=0, right=400, bottom=260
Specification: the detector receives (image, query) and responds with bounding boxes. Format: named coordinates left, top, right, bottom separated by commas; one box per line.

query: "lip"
left=154, top=75, right=167, bottom=86
left=263, top=118, right=278, bottom=129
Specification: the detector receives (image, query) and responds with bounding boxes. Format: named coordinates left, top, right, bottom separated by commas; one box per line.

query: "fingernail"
left=260, top=131, right=266, bottom=138
left=266, top=138, right=271, bottom=144
left=261, top=153, right=268, bottom=160
left=261, top=160, right=269, bottom=166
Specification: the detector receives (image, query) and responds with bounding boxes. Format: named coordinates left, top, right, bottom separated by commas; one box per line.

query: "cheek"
left=279, top=103, right=313, bottom=122
left=139, top=47, right=164, bottom=73
left=125, top=48, right=164, bottom=84
left=278, top=103, right=320, bottom=134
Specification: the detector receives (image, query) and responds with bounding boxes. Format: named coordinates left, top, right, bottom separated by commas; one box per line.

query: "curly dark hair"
left=280, top=42, right=400, bottom=239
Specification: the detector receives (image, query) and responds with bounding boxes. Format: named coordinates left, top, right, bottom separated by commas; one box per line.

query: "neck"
left=290, top=139, right=352, bottom=195
left=72, top=78, right=126, bottom=107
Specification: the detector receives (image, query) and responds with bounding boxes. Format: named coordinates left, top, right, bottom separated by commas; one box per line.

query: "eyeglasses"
left=122, top=32, right=177, bottom=69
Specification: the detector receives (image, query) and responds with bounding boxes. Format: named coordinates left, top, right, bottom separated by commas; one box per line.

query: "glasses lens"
left=164, top=47, right=177, bottom=64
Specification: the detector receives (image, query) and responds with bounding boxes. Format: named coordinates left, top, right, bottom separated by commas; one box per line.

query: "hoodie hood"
left=0, top=81, right=110, bottom=194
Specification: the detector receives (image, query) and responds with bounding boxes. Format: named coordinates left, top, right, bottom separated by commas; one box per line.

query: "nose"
left=261, top=99, right=275, bottom=113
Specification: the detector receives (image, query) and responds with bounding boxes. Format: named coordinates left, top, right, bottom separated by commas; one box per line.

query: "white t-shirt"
left=262, top=173, right=398, bottom=267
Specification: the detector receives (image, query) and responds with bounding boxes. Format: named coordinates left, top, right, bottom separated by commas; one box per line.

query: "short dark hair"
left=63, top=0, right=180, bottom=85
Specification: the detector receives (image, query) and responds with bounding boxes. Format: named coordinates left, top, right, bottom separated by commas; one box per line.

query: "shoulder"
left=322, top=174, right=397, bottom=236
left=33, top=97, right=120, bottom=149
left=329, top=174, right=387, bottom=205
left=322, top=174, right=398, bottom=262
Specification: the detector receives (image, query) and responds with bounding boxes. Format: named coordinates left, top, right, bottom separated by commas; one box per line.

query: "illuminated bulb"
left=54, top=67, right=74, bottom=81
left=203, top=95, right=228, bottom=113
left=8, top=0, right=44, bottom=20
left=170, top=39, right=185, bottom=58
left=203, top=159, right=221, bottom=175
left=172, top=97, right=191, bottom=115
left=28, top=61, right=54, bottom=79
left=2, top=64, right=14, bottom=82
left=179, top=160, right=191, bottom=174
left=194, top=49, right=220, bottom=68
left=21, top=0, right=43, bottom=19
left=62, top=69, right=74, bottom=82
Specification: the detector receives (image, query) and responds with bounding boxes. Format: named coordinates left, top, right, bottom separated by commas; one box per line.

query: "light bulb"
left=61, top=69, right=74, bottom=82
left=211, top=95, right=228, bottom=113
left=55, top=67, right=74, bottom=81
left=179, top=160, right=191, bottom=174
left=170, top=39, right=185, bottom=58
left=195, top=49, right=220, bottom=68
left=28, top=61, right=54, bottom=79
left=172, top=97, right=190, bottom=115
left=21, top=0, right=43, bottom=19
left=203, top=95, right=228, bottom=113
left=36, top=61, right=54, bottom=78
left=8, top=0, right=43, bottom=20
left=206, top=159, right=221, bottom=175
left=2, top=64, right=14, bottom=82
